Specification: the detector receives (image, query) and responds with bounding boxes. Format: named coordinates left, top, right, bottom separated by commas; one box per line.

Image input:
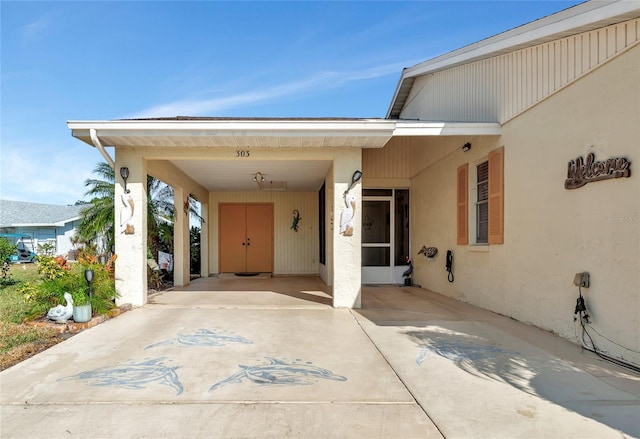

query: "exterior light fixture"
left=462, top=142, right=472, bottom=152
left=120, top=167, right=130, bottom=193
left=253, top=172, right=265, bottom=183
left=345, top=170, right=363, bottom=194
left=84, top=268, right=94, bottom=309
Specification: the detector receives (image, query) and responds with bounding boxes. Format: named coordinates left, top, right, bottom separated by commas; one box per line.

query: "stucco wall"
left=410, top=45, right=639, bottom=364
left=209, top=192, right=319, bottom=275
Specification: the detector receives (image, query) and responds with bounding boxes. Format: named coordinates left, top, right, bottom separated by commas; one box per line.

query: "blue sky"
left=1, top=0, right=583, bottom=205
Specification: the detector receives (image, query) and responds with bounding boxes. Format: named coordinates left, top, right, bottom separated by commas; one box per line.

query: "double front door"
left=219, top=203, right=273, bottom=273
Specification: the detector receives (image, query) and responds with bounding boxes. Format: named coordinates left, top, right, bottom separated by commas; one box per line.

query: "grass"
left=0, top=263, right=41, bottom=323
left=0, top=264, right=64, bottom=371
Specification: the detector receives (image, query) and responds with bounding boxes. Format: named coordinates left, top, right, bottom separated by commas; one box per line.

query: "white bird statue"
left=340, top=193, right=356, bottom=236
left=47, top=292, right=74, bottom=323
left=120, top=193, right=135, bottom=234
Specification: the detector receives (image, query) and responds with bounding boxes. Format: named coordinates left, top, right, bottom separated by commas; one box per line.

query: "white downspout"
left=90, top=128, right=115, bottom=169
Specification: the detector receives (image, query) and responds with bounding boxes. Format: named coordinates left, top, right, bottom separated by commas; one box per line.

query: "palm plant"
left=78, top=162, right=204, bottom=262
left=77, top=163, right=115, bottom=253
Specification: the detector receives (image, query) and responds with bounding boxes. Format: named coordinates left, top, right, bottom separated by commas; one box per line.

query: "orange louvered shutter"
left=488, top=147, right=504, bottom=244
left=457, top=163, right=469, bottom=245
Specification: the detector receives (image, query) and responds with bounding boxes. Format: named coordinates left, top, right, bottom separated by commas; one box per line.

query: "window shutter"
left=456, top=163, right=468, bottom=245
left=488, top=147, right=504, bottom=244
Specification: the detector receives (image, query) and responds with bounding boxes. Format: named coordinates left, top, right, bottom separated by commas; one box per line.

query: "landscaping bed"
left=0, top=259, right=122, bottom=372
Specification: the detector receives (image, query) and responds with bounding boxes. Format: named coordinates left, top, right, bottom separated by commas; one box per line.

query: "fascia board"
left=393, top=122, right=502, bottom=136
left=68, top=119, right=396, bottom=138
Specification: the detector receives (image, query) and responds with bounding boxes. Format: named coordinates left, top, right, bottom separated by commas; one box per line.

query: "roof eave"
left=68, top=118, right=399, bottom=149
left=386, top=0, right=640, bottom=119
left=393, top=121, right=502, bottom=136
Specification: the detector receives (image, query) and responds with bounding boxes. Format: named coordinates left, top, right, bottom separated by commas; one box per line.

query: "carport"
left=68, top=117, right=396, bottom=309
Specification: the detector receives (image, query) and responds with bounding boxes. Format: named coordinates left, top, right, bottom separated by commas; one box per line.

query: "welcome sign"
left=565, top=153, right=631, bottom=190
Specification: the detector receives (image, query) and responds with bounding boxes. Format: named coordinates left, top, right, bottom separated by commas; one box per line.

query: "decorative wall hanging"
left=291, top=210, right=301, bottom=232
left=120, top=193, right=135, bottom=234
left=340, top=170, right=362, bottom=237
left=340, top=193, right=356, bottom=236
left=565, top=153, right=631, bottom=189
left=418, top=246, right=438, bottom=259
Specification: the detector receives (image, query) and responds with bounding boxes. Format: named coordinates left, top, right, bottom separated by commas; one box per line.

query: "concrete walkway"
left=1, top=277, right=639, bottom=438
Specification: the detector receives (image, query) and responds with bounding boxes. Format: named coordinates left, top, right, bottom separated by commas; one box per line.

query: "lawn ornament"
left=47, top=292, right=74, bottom=323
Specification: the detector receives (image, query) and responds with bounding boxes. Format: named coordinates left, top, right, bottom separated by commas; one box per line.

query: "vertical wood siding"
left=210, top=192, right=319, bottom=274
left=401, top=19, right=640, bottom=124
left=362, top=137, right=412, bottom=179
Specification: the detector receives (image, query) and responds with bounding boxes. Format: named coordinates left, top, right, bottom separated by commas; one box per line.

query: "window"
left=457, top=147, right=504, bottom=245
left=476, top=161, right=489, bottom=244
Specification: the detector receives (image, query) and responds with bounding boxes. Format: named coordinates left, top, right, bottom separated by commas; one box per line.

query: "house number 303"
left=236, top=150, right=250, bottom=158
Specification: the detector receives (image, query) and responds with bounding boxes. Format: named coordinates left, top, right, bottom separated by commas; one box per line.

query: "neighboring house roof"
left=386, top=0, right=640, bottom=119
left=0, top=200, right=85, bottom=227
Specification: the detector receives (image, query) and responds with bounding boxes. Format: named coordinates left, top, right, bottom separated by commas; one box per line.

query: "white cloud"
left=0, top=142, right=100, bottom=205
left=22, top=16, right=51, bottom=41
left=126, top=61, right=411, bottom=119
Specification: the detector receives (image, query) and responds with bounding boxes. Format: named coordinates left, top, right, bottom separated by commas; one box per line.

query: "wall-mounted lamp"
left=120, top=167, right=130, bottom=193
left=252, top=172, right=265, bottom=183
left=345, top=170, right=363, bottom=194
left=462, top=142, right=472, bottom=152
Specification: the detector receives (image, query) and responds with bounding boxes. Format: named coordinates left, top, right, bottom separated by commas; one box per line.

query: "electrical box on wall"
left=573, top=272, right=589, bottom=288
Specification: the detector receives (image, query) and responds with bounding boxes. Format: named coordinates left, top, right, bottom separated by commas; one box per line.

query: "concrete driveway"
left=1, top=277, right=639, bottom=438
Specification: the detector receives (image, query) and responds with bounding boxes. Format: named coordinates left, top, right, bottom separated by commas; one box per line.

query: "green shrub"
left=37, top=255, right=68, bottom=281
left=0, top=238, right=16, bottom=284
left=12, top=253, right=119, bottom=320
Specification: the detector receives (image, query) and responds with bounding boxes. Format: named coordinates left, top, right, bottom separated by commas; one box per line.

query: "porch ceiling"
left=167, top=159, right=333, bottom=192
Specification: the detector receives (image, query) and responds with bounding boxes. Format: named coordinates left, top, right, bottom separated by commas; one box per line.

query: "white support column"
left=332, top=151, right=362, bottom=308
left=173, top=187, right=190, bottom=287
left=200, top=202, right=209, bottom=277
left=114, top=151, right=147, bottom=307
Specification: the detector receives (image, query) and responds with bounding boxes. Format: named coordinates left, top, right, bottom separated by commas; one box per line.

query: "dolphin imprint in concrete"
left=209, top=357, right=347, bottom=392
left=59, top=357, right=184, bottom=395
left=145, top=328, right=254, bottom=349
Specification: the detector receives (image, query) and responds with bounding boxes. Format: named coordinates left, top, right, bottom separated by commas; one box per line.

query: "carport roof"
left=68, top=117, right=501, bottom=149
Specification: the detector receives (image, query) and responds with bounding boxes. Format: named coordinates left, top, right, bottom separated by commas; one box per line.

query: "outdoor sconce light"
left=120, top=167, right=130, bottom=193
left=462, top=142, right=472, bottom=152
left=84, top=268, right=94, bottom=307
left=252, top=172, right=265, bottom=183
left=345, top=170, right=363, bottom=194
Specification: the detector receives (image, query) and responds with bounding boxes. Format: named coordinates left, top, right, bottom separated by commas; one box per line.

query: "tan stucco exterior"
left=408, top=44, right=639, bottom=365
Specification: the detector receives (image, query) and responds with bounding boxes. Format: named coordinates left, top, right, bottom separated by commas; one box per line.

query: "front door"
left=219, top=203, right=273, bottom=273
